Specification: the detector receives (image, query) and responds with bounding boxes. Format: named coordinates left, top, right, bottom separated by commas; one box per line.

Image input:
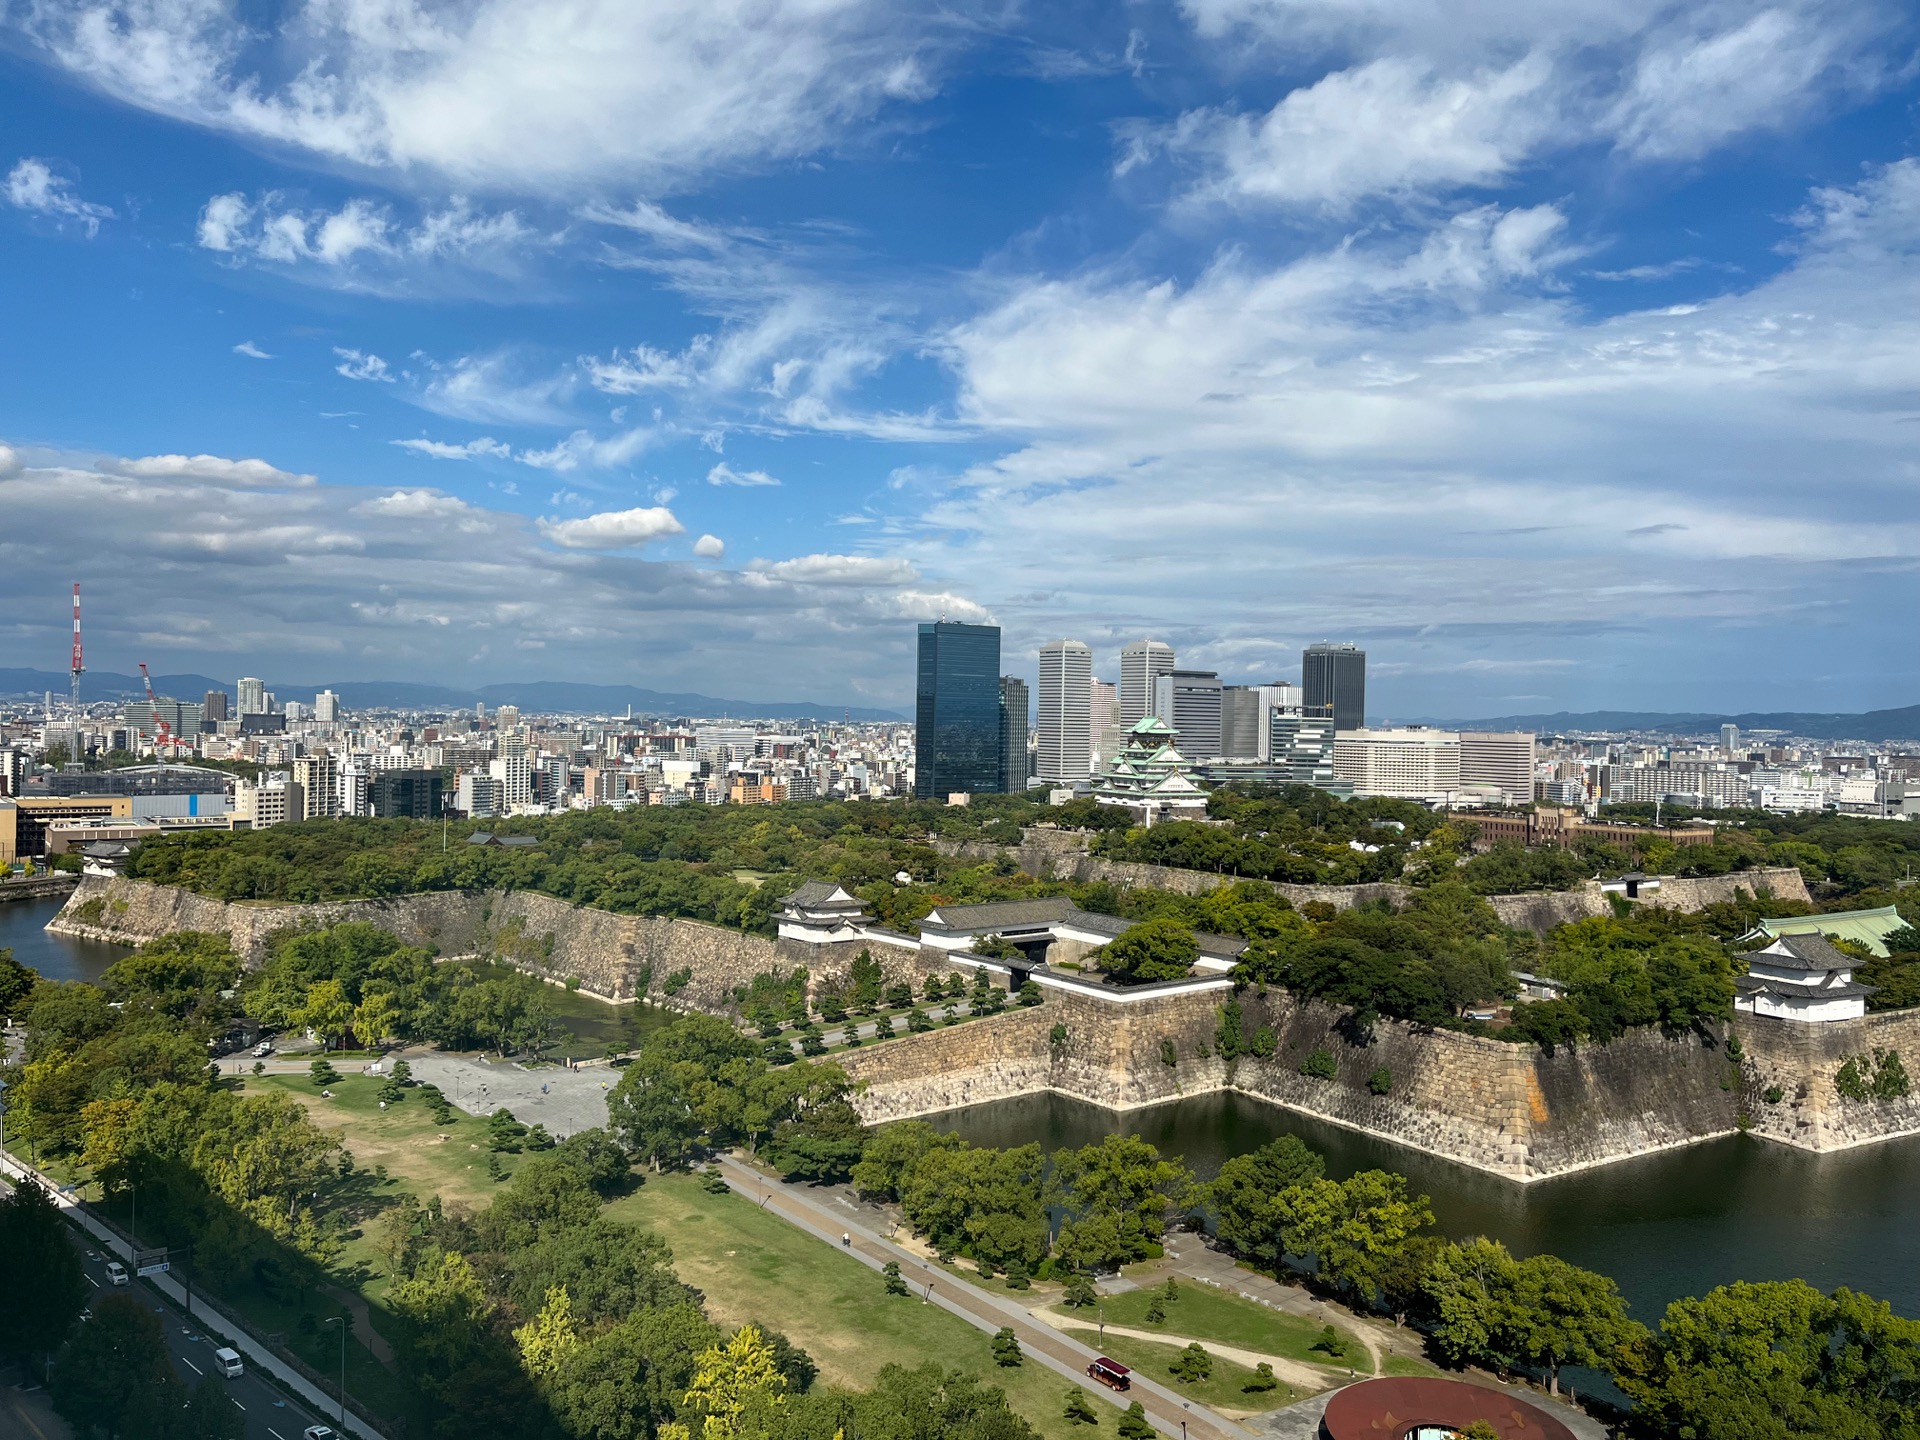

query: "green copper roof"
left=1759, top=905, right=1908, bottom=958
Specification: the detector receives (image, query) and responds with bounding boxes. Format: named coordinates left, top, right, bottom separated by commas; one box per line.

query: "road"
left=64, top=1233, right=351, bottom=1440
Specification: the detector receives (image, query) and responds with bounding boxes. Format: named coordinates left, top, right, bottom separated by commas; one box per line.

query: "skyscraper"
left=1120, top=640, right=1175, bottom=727
left=314, top=689, right=340, bottom=723
left=1303, top=643, right=1367, bottom=731
left=1037, top=639, right=1094, bottom=781
left=203, top=690, right=229, bottom=722
left=915, top=621, right=1003, bottom=798
left=999, top=676, right=1030, bottom=794
left=1152, top=670, right=1224, bottom=758
left=1219, top=685, right=1265, bottom=760
left=236, top=676, right=266, bottom=716
left=1090, top=679, right=1120, bottom=764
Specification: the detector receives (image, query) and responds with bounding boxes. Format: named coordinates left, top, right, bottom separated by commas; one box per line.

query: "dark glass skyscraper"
left=1303, top=643, right=1367, bottom=731
left=914, top=621, right=1003, bottom=798
left=999, top=675, right=1030, bottom=794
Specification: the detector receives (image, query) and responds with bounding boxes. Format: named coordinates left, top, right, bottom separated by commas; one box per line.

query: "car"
left=213, top=1346, right=244, bottom=1378
left=253, top=1041, right=275, bottom=1058
left=303, top=1427, right=339, bottom=1440
left=104, top=1261, right=128, bottom=1286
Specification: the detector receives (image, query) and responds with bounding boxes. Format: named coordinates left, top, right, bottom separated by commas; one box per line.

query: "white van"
left=105, top=1260, right=128, bottom=1285
left=213, top=1347, right=244, bottom=1378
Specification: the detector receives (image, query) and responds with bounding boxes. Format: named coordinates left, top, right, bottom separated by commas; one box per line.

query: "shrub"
left=1118, top=1403, right=1154, bottom=1440
left=883, top=1260, right=909, bottom=1296
left=1170, top=1343, right=1212, bottom=1383
left=1145, top=1295, right=1166, bottom=1325
left=1050, top=1022, right=1069, bottom=1048
left=1005, top=1258, right=1032, bottom=1290
left=1243, top=1362, right=1278, bottom=1393
left=1300, top=1048, right=1337, bottom=1080
left=907, top=1008, right=934, bottom=1034
left=1367, top=1065, right=1392, bottom=1096
left=309, top=1058, right=338, bottom=1087
left=992, top=1327, right=1022, bottom=1367
left=1249, top=1026, right=1277, bottom=1058
left=1311, top=1324, right=1347, bottom=1359
left=1764, top=1084, right=1785, bottom=1104
left=1064, top=1390, right=1099, bottom=1425
left=1063, top=1274, right=1097, bottom=1308
left=1160, top=1039, right=1178, bottom=1068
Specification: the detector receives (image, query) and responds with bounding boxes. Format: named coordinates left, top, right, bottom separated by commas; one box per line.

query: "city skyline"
left=5, top=6, right=1920, bottom=714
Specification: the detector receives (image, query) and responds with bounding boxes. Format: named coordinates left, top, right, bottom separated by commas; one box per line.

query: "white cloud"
left=1151, top=54, right=1555, bottom=212
left=19, top=0, right=942, bottom=193
left=516, top=426, right=656, bottom=473
left=749, top=553, right=918, bottom=586
left=0, top=445, right=20, bottom=479
left=6, top=157, right=114, bottom=235
left=707, top=461, right=780, bottom=487
left=419, top=353, right=573, bottom=425
left=392, top=437, right=512, bottom=460
left=232, top=340, right=273, bottom=359
left=355, top=489, right=484, bottom=521
left=100, top=453, right=315, bottom=488
left=537, top=506, right=685, bottom=549
left=693, top=533, right=726, bottom=558
left=335, top=348, right=395, bottom=383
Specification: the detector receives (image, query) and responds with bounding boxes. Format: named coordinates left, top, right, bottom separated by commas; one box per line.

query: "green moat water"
left=930, top=1088, right=1920, bottom=1324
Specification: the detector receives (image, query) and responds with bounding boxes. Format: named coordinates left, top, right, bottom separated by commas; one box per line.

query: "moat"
left=932, top=1088, right=1920, bottom=1324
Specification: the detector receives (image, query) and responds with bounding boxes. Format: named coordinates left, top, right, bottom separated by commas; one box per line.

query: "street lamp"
left=323, top=1315, right=348, bottom=1423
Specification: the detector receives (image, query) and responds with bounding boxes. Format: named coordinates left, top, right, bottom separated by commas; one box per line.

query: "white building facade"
left=1333, top=728, right=1461, bottom=801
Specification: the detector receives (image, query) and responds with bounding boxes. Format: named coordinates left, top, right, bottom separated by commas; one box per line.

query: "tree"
left=0, top=947, right=40, bottom=1019
left=1064, top=1389, right=1100, bottom=1425
left=0, top=1177, right=88, bottom=1365
left=1062, top=1274, right=1098, bottom=1309
left=1423, top=1238, right=1521, bottom=1372
left=51, top=1293, right=180, bottom=1439
left=1145, top=1295, right=1166, bottom=1324
left=1273, top=1170, right=1435, bottom=1304
left=1243, top=1362, right=1278, bottom=1393
left=297, top=978, right=353, bottom=1050
left=1117, top=1402, right=1154, bottom=1440
left=174, top=1378, right=246, bottom=1440
left=1097, top=918, right=1200, bottom=984
left=1051, top=1134, right=1193, bottom=1271
left=992, top=1327, right=1023, bottom=1366
left=1507, top=1252, right=1637, bottom=1396
left=884, top=1260, right=909, bottom=1296
left=309, top=1056, right=339, bottom=1086
left=1206, top=1135, right=1325, bottom=1264
left=514, top=1285, right=582, bottom=1382
left=683, top=1324, right=789, bottom=1440
left=1170, top=1343, right=1212, bottom=1382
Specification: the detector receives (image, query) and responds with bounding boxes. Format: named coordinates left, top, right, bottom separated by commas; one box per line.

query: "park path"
left=323, top=1282, right=395, bottom=1365
left=715, top=1154, right=1261, bottom=1440
left=1025, top=1310, right=1335, bottom=1394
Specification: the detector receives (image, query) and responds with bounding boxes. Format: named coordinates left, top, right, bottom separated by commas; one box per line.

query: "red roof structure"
left=1320, top=1377, right=1579, bottom=1440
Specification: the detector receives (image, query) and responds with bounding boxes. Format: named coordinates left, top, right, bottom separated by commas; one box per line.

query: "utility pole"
left=324, top=1314, right=348, bottom=1422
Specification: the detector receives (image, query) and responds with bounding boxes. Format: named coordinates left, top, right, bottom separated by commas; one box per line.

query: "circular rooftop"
left=1320, top=1377, right=1579, bottom=1440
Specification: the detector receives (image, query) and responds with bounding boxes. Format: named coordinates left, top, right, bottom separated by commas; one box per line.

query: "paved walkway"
left=717, top=1155, right=1256, bottom=1440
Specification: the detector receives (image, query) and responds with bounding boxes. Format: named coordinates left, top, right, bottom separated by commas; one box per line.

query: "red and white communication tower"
left=69, top=582, right=84, bottom=714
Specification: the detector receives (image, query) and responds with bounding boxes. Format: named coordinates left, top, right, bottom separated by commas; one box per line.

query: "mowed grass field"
left=1051, top=1284, right=1363, bottom=1368
left=609, top=1173, right=1101, bottom=1440
left=1054, top=1329, right=1311, bottom=1414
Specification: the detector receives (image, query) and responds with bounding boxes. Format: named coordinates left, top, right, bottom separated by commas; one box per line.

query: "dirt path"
left=323, top=1282, right=394, bottom=1364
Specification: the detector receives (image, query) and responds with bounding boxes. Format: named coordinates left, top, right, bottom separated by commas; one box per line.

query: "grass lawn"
left=608, top=1173, right=1090, bottom=1440
left=249, top=1073, right=525, bottom=1215
left=1380, top=1353, right=1442, bottom=1377
left=1057, top=1328, right=1316, bottom=1414
left=1053, top=1285, right=1364, bottom=1368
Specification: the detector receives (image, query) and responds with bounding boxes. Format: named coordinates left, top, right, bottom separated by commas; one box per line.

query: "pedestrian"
left=842, top=1232, right=851, bottom=1247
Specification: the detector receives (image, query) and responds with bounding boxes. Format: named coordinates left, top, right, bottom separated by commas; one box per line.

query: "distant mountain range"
left=1429, top=706, right=1920, bottom=743
left=0, top=668, right=907, bottom=723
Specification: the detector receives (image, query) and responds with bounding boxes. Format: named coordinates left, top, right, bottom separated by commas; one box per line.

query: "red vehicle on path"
left=1087, top=1358, right=1131, bottom=1391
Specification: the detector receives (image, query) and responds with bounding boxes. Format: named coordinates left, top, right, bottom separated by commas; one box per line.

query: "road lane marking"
left=232, top=1398, right=246, bottom=1410
left=183, top=1358, right=202, bottom=1375
left=85, top=1274, right=99, bottom=1287
left=269, top=1429, right=287, bottom=1439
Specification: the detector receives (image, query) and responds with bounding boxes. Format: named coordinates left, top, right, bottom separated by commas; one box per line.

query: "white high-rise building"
left=490, top=753, right=534, bottom=808
left=458, top=772, right=503, bottom=818
left=1090, top=680, right=1121, bottom=764
left=1333, top=728, right=1461, bottom=801
left=1119, top=641, right=1175, bottom=727
left=1037, top=640, right=1094, bottom=782
left=237, top=677, right=266, bottom=715
left=315, top=689, right=340, bottom=723
left=1458, top=732, right=1537, bottom=804
left=293, top=754, right=342, bottom=819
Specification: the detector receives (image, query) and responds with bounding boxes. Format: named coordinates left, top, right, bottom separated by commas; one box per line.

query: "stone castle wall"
left=1738, top=1007, right=1920, bottom=1153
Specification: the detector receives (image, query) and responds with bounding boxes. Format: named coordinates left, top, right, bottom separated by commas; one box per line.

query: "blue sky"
left=3, top=0, right=1919, bottom=717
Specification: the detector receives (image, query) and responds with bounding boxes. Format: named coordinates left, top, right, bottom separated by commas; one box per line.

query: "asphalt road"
left=62, top=1231, right=350, bottom=1440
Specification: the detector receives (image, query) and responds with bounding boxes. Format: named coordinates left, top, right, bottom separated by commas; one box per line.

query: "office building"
left=1303, top=643, right=1367, bottom=731
left=1333, top=728, right=1459, bottom=801
left=490, top=751, right=534, bottom=808
left=315, top=689, right=341, bottom=723
left=914, top=621, right=1003, bottom=798
left=1722, top=723, right=1740, bottom=756
left=999, top=676, right=1030, bottom=794
left=457, top=772, right=504, bottom=818
left=1220, top=685, right=1266, bottom=760
left=1037, top=639, right=1094, bottom=782
left=293, top=754, right=342, bottom=820
left=1458, top=732, right=1537, bottom=804
left=123, top=697, right=204, bottom=741
left=1119, top=640, right=1176, bottom=727
left=203, top=690, right=229, bottom=722
left=370, top=769, right=446, bottom=819
left=237, top=676, right=267, bottom=716
left=232, top=778, right=301, bottom=830
left=1151, top=669, right=1223, bottom=760
left=1090, top=680, right=1119, bottom=762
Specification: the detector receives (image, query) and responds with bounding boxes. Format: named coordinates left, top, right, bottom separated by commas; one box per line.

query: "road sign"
left=136, top=1260, right=171, bottom=1276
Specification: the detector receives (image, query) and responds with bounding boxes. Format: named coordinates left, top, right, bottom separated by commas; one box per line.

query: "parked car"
left=303, top=1427, right=339, bottom=1440
left=105, top=1261, right=128, bottom=1285
left=253, top=1041, right=274, bottom=1058
left=213, top=1347, right=244, bottom=1378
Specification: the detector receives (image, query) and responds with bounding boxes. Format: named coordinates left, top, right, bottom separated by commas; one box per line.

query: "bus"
left=1087, top=1357, right=1131, bottom=1391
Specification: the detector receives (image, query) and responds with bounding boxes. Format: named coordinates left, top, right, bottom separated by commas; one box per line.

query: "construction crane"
left=69, top=582, right=84, bottom=715
left=137, top=661, right=188, bottom=758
